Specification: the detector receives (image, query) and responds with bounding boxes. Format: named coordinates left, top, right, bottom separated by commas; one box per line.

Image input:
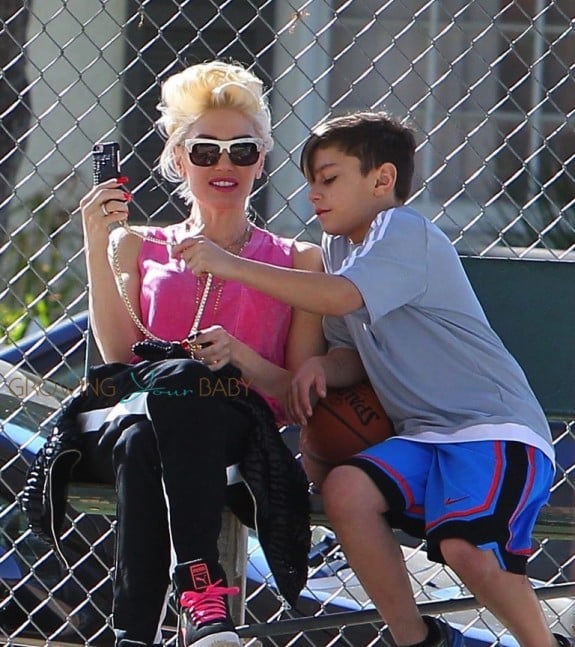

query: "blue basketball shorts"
left=345, top=438, right=554, bottom=574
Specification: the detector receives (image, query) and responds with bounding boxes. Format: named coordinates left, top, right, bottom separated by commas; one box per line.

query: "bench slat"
left=67, top=483, right=117, bottom=516
left=68, top=484, right=574, bottom=540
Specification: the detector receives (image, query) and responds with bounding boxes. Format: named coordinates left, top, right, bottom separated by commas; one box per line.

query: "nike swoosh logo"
left=444, top=496, right=469, bottom=505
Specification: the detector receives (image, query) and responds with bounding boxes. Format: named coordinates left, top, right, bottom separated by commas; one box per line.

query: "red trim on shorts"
left=507, top=445, right=536, bottom=555
left=357, top=455, right=424, bottom=514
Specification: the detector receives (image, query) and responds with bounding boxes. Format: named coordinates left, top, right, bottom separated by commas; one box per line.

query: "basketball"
left=300, top=381, right=394, bottom=467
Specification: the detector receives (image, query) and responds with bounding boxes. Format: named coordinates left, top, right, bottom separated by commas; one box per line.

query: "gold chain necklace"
left=109, top=221, right=251, bottom=345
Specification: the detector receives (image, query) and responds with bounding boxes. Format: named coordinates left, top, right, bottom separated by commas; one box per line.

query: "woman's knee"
left=113, top=422, right=159, bottom=470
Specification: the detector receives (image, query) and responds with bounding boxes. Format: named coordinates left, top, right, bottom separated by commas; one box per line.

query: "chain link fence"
left=0, top=1, right=573, bottom=645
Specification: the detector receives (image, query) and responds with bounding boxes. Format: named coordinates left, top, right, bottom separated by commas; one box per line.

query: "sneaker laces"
left=180, top=580, right=240, bottom=626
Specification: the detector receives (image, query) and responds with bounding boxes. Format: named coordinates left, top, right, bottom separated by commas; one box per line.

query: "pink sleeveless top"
left=137, top=224, right=294, bottom=421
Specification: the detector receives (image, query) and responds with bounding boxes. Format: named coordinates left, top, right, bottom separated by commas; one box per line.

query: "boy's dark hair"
left=300, top=111, right=417, bottom=203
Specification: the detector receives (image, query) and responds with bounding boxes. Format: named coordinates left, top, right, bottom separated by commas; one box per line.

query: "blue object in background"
left=0, top=546, right=22, bottom=581
left=0, top=312, right=88, bottom=387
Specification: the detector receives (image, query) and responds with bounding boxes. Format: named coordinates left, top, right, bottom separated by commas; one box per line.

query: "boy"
left=178, top=112, right=573, bottom=647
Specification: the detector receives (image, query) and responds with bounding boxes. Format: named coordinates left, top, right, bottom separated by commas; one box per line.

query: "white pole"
left=267, top=0, right=332, bottom=238
left=528, top=0, right=546, bottom=196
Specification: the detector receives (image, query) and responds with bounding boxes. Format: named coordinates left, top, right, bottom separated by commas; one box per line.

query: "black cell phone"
left=92, top=142, right=121, bottom=185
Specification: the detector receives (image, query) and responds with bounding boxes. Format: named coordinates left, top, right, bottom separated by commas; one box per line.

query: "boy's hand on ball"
left=300, top=381, right=394, bottom=471
left=287, top=358, right=327, bottom=425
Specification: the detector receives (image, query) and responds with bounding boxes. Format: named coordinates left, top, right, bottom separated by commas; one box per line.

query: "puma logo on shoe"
left=178, top=560, right=241, bottom=646
left=190, top=562, right=212, bottom=591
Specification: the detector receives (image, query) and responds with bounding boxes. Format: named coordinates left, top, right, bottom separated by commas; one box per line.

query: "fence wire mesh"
left=0, top=1, right=573, bottom=645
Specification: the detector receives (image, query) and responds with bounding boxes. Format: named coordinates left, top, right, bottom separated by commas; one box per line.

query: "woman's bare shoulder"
left=108, top=225, right=144, bottom=265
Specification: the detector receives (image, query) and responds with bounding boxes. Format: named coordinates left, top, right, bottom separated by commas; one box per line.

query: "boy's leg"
left=324, top=438, right=466, bottom=646
left=322, top=465, right=429, bottom=646
left=426, top=440, right=562, bottom=647
left=301, top=452, right=332, bottom=491
left=441, top=538, right=557, bottom=647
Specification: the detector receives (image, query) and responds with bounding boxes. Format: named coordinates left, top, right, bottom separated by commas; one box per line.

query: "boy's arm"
left=233, top=257, right=362, bottom=315
left=321, top=346, right=367, bottom=389
left=174, top=236, right=364, bottom=316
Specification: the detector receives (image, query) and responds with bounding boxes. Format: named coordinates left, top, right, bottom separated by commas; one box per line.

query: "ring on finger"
left=102, top=202, right=110, bottom=216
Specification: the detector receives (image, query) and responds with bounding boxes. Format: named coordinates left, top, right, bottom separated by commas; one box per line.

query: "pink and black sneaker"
left=176, top=559, right=241, bottom=647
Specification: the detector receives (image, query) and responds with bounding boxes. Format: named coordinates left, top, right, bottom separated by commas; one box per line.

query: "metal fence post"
left=218, top=509, right=248, bottom=625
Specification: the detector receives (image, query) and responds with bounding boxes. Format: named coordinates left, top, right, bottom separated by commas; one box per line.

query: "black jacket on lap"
left=20, top=359, right=311, bottom=607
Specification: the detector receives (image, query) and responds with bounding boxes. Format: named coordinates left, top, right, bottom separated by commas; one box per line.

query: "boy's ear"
left=374, top=163, right=397, bottom=195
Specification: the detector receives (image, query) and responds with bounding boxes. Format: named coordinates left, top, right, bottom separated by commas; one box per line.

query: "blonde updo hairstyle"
left=156, top=60, right=274, bottom=203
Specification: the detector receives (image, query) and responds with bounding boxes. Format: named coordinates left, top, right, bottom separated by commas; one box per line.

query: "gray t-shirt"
left=323, top=206, right=553, bottom=460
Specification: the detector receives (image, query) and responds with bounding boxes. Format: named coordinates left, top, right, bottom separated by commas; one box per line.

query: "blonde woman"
left=76, top=61, right=325, bottom=647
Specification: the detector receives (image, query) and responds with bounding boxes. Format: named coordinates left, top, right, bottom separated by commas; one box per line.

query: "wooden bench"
left=68, top=482, right=575, bottom=541
left=67, top=256, right=574, bottom=636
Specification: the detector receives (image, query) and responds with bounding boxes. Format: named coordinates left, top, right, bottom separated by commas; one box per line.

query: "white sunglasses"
left=183, top=137, right=264, bottom=167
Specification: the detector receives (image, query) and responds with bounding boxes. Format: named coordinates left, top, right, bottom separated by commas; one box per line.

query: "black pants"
left=78, top=359, right=253, bottom=645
